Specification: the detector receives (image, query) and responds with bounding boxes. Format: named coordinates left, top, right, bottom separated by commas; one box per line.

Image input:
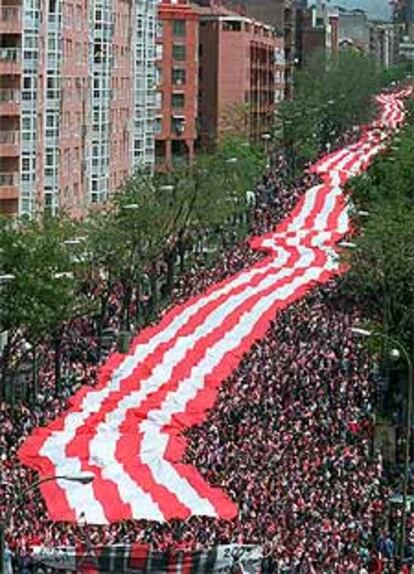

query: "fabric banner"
left=18, top=88, right=412, bottom=524
left=31, top=544, right=263, bottom=573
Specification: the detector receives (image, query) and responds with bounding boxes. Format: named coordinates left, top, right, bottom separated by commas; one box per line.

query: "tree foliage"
left=344, top=101, right=414, bottom=348
left=276, top=52, right=382, bottom=173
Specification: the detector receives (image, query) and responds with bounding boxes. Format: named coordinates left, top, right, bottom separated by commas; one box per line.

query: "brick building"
left=0, top=0, right=157, bottom=217
left=216, top=0, right=295, bottom=99
left=195, top=1, right=285, bottom=148
left=155, top=0, right=199, bottom=170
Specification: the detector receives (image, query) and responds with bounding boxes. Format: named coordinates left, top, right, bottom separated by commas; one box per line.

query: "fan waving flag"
left=18, top=88, right=411, bottom=524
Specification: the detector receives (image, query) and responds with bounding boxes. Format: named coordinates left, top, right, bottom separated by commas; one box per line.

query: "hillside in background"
left=226, top=0, right=391, bottom=22
left=334, top=0, right=391, bottom=19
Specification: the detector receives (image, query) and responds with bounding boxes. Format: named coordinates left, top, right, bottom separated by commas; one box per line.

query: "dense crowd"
left=1, top=129, right=409, bottom=573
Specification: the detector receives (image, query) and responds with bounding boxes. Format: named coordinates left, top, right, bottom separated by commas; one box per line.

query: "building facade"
left=196, top=2, right=285, bottom=148
left=0, top=0, right=157, bottom=217
left=296, top=2, right=338, bottom=67
left=217, top=0, right=294, bottom=100
left=393, top=0, right=414, bottom=60
left=155, top=0, right=199, bottom=170
left=337, top=8, right=370, bottom=54
left=369, top=21, right=397, bottom=68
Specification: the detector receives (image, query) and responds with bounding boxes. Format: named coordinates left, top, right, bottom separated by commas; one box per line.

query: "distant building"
left=393, top=0, right=414, bottom=60
left=155, top=0, right=199, bottom=170
left=369, top=21, right=397, bottom=68
left=296, top=2, right=339, bottom=66
left=0, top=0, right=157, bottom=217
left=337, top=8, right=370, bottom=54
left=195, top=1, right=285, bottom=148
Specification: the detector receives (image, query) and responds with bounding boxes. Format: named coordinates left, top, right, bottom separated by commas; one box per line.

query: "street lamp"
left=351, top=326, right=413, bottom=560
left=53, top=272, right=74, bottom=280
left=225, top=157, right=238, bottom=165
left=262, top=133, right=272, bottom=167
left=160, top=184, right=174, bottom=193
left=338, top=241, right=357, bottom=249
left=62, top=237, right=85, bottom=246
left=0, top=274, right=15, bottom=284
left=0, top=473, right=94, bottom=574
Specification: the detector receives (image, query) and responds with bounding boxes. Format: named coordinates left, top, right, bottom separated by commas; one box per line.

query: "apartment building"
left=215, top=0, right=295, bottom=99
left=196, top=1, right=285, bottom=148
left=155, top=0, right=199, bottom=170
left=0, top=0, right=157, bottom=217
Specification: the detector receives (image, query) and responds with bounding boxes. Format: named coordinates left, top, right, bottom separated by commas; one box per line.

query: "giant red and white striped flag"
left=18, top=88, right=411, bottom=524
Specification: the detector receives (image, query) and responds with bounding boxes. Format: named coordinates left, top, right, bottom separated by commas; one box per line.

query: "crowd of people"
left=0, top=127, right=409, bottom=573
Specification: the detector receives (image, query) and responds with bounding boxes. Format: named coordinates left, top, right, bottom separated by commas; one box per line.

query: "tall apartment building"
left=215, top=0, right=295, bottom=99
left=0, top=0, right=157, bottom=217
left=196, top=2, right=285, bottom=148
left=155, top=0, right=199, bottom=170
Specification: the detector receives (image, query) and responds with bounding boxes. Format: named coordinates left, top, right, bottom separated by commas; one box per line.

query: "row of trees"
left=275, top=52, right=402, bottom=176
left=0, top=137, right=265, bottom=400
left=344, top=98, right=414, bottom=351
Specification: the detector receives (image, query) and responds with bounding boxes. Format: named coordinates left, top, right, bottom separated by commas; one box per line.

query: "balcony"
left=0, top=47, right=21, bottom=74
left=0, top=172, right=19, bottom=200
left=0, top=88, right=20, bottom=115
left=0, top=6, right=21, bottom=33
left=0, top=131, right=19, bottom=156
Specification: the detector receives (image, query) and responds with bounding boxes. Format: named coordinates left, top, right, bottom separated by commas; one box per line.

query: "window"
left=172, top=93, right=185, bottom=108
left=172, top=67, right=186, bottom=85
left=155, top=117, right=162, bottom=134
left=172, top=44, right=186, bottom=61
left=46, top=114, right=56, bottom=127
left=155, top=66, right=163, bottom=85
left=23, top=77, right=32, bottom=90
left=45, top=152, right=54, bottom=167
left=156, top=19, right=163, bottom=38
left=156, top=43, right=163, bottom=60
left=48, top=37, right=57, bottom=52
left=171, top=116, right=185, bottom=134
left=223, top=20, right=241, bottom=32
left=25, top=36, right=37, bottom=49
left=22, top=117, right=32, bottom=130
left=155, top=91, right=163, bottom=109
left=172, top=19, right=186, bottom=37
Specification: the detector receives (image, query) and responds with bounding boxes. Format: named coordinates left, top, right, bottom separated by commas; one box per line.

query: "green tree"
left=344, top=99, right=414, bottom=348
left=277, top=52, right=381, bottom=174
left=345, top=199, right=414, bottom=348
left=0, top=215, right=91, bottom=399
